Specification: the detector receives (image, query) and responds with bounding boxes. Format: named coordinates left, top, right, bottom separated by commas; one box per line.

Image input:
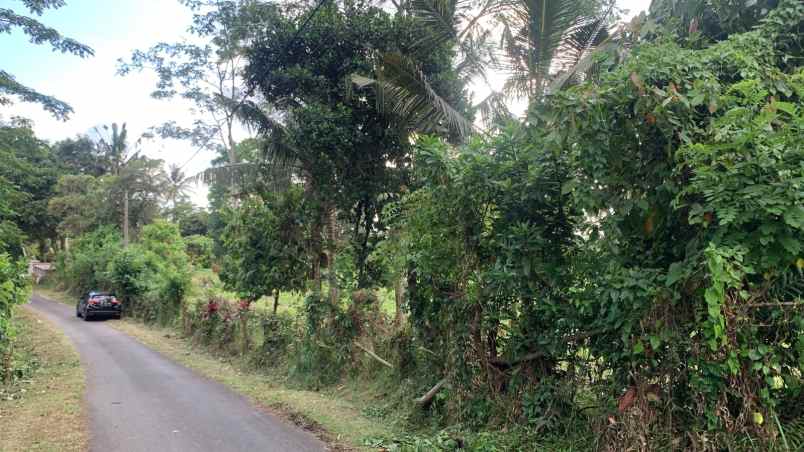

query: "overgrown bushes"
left=386, top=3, right=804, bottom=449
left=0, top=251, right=29, bottom=382
left=45, top=1, right=804, bottom=449
left=56, top=220, right=191, bottom=325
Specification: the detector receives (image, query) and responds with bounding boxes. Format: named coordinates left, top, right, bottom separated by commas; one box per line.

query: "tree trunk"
left=394, top=273, right=406, bottom=326
left=415, top=378, right=447, bottom=406
left=2, top=344, right=12, bottom=383
left=240, top=301, right=251, bottom=356
left=470, top=302, right=495, bottom=393
left=226, top=122, right=237, bottom=165
left=311, top=212, right=323, bottom=296
left=326, top=206, right=339, bottom=305
left=123, top=189, right=130, bottom=247
left=273, top=290, right=280, bottom=316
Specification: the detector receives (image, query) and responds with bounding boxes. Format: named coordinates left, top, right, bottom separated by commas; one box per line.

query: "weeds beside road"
left=33, top=287, right=396, bottom=450
left=0, top=306, right=87, bottom=452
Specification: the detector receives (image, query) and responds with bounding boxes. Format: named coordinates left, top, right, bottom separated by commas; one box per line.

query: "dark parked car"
left=76, top=291, right=121, bottom=320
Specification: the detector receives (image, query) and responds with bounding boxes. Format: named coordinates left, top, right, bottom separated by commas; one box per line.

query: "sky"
left=1, top=0, right=651, bottom=207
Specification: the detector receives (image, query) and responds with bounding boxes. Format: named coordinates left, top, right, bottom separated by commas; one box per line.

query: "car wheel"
left=83, top=310, right=92, bottom=321
left=114, top=314, right=122, bottom=320
left=76, top=307, right=82, bottom=318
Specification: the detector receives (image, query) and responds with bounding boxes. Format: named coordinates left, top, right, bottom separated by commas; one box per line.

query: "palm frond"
left=498, top=0, right=600, bottom=99
left=475, top=90, right=514, bottom=128
left=409, top=0, right=462, bottom=45
left=218, top=96, right=302, bottom=168
left=351, top=51, right=476, bottom=140
left=409, top=0, right=502, bottom=88
left=545, top=36, right=618, bottom=94
left=188, top=160, right=294, bottom=193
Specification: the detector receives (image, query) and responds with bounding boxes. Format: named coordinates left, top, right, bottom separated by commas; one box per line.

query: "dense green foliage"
left=3, top=0, right=803, bottom=449
left=388, top=3, right=804, bottom=445
left=220, top=187, right=309, bottom=310
left=0, top=121, right=59, bottom=257
left=0, top=252, right=29, bottom=382
left=58, top=221, right=192, bottom=324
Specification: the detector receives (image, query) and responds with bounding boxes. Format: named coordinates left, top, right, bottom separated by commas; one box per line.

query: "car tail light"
left=89, top=298, right=98, bottom=305
left=111, top=297, right=120, bottom=304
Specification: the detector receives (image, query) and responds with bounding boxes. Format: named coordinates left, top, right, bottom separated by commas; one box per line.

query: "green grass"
left=107, top=317, right=397, bottom=450
left=0, top=307, right=88, bottom=452
left=33, top=282, right=74, bottom=306
left=190, top=268, right=397, bottom=316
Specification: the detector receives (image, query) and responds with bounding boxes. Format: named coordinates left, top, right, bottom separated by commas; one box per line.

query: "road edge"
left=33, top=289, right=391, bottom=451
left=0, top=305, right=89, bottom=451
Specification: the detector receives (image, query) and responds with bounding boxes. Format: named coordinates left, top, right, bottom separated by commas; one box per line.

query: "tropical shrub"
left=0, top=250, right=29, bottom=382
left=58, top=221, right=191, bottom=324
left=185, top=234, right=214, bottom=268
left=387, top=2, right=804, bottom=447
left=56, top=226, right=121, bottom=295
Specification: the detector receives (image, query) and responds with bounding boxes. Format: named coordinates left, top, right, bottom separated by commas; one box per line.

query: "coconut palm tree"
left=93, top=123, right=169, bottom=246
left=360, top=0, right=616, bottom=135
left=164, top=164, right=193, bottom=217
left=94, top=123, right=140, bottom=246
left=497, top=0, right=612, bottom=103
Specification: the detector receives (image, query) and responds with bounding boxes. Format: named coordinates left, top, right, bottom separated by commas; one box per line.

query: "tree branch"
left=415, top=378, right=447, bottom=406
left=354, top=342, right=394, bottom=369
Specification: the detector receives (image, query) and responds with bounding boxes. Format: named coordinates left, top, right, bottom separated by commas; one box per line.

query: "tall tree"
left=93, top=123, right=136, bottom=245
left=220, top=187, right=309, bottom=314
left=52, top=135, right=108, bottom=177
left=48, top=174, right=104, bottom=238
left=118, top=0, right=273, bottom=164
left=0, top=0, right=94, bottom=119
left=163, top=164, right=193, bottom=219
left=0, top=119, right=60, bottom=257
left=89, top=123, right=167, bottom=245
left=241, top=0, right=470, bottom=294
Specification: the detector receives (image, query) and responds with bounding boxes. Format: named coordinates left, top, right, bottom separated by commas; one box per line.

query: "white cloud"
left=5, top=0, right=212, bottom=207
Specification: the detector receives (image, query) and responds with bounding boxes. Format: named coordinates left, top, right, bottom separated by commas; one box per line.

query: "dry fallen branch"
left=354, top=342, right=393, bottom=369
left=415, top=378, right=447, bottom=406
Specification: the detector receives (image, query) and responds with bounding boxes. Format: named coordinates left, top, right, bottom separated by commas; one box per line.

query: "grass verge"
left=32, top=284, right=400, bottom=449
left=33, top=283, right=73, bottom=306
left=0, top=307, right=87, bottom=452
left=106, top=318, right=395, bottom=450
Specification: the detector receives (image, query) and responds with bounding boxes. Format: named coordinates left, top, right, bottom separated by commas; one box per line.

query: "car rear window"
left=90, top=295, right=114, bottom=302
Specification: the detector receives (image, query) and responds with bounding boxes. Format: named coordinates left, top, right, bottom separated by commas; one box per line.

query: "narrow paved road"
left=27, top=294, right=326, bottom=452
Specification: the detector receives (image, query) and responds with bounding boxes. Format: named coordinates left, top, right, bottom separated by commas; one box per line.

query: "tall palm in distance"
left=92, top=123, right=170, bottom=245
left=164, top=164, right=193, bottom=220
left=93, top=123, right=139, bottom=246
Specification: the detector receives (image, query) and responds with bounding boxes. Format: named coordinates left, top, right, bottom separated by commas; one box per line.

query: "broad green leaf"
left=783, top=206, right=804, bottom=229
left=665, top=262, right=685, bottom=286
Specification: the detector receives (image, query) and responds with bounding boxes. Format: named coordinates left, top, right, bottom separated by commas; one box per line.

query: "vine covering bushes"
left=389, top=3, right=804, bottom=448
left=32, top=0, right=804, bottom=449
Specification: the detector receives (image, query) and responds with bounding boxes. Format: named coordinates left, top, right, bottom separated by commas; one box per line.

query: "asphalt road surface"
left=27, top=294, right=326, bottom=452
